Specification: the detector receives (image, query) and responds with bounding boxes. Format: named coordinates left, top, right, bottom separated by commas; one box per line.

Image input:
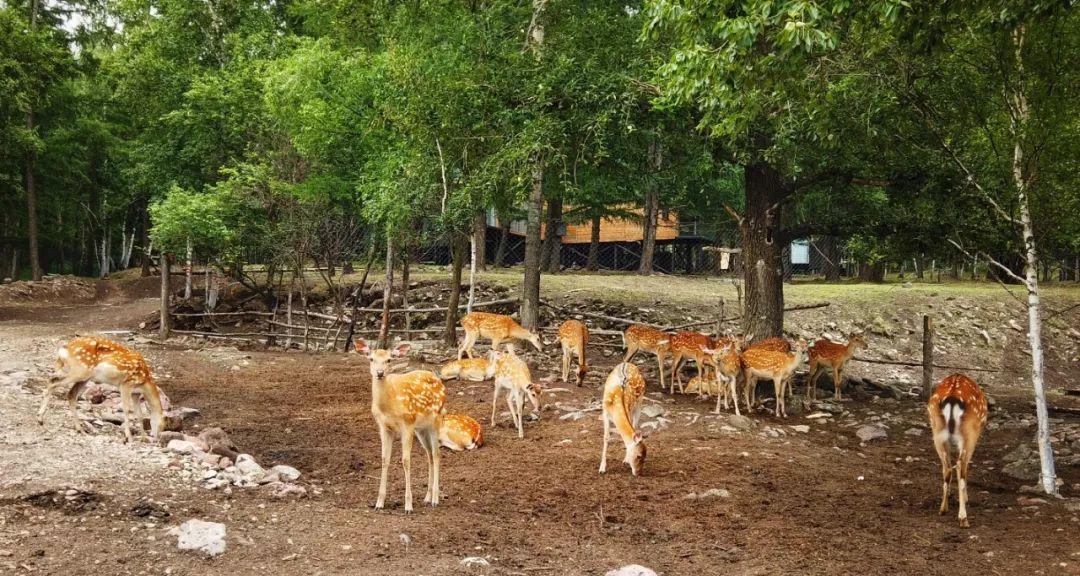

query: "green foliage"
left=149, top=185, right=230, bottom=256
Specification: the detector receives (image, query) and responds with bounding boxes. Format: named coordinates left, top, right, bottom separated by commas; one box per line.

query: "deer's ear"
left=354, top=339, right=370, bottom=355
left=632, top=431, right=643, bottom=442
left=392, top=343, right=412, bottom=358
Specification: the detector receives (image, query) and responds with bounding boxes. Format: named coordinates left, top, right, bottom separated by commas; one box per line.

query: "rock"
left=640, top=404, right=665, bottom=418
left=1017, top=496, right=1048, bottom=506
left=790, top=425, right=810, bottom=433
left=685, top=488, right=730, bottom=499
left=235, top=454, right=265, bottom=478
left=271, top=465, right=301, bottom=481
left=855, top=425, right=888, bottom=443
left=727, top=414, right=755, bottom=430
left=269, top=482, right=307, bottom=499
left=1064, top=500, right=1080, bottom=513
left=460, top=557, right=491, bottom=568
left=805, top=411, right=832, bottom=420
left=605, top=565, right=658, bottom=576
left=170, top=520, right=226, bottom=557
left=167, top=440, right=199, bottom=454
left=904, top=427, right=924, bottom=437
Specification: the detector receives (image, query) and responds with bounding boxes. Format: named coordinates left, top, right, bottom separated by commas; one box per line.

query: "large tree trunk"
left=587, top=213, right=601, bottom=271
left=819, top=236, right=841, bottom=281
left=473, top=212, right=487, bottom=272
left=521, top=161, right=544, bottom=329
left=343, top=242, right=378, bottom=351
left=24, top=0, right=41, bottom=282
left=444, top=235, right=466, bottom=347
left=494, top=214, right=510, bottom=268
left=740, top=162, right=786, bottom=340
left=639, top=138, right=662, bottom=275
left=541, top=197, right=562, bottom=273
left=378, top=236, right=395, bottom=349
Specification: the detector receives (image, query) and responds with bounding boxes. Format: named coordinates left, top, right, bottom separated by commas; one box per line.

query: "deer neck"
left=608, top=390, right=637, bottom=447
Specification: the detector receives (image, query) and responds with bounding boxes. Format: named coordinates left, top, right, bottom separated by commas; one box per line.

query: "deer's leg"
left=490, top=384, right=501, bottom=427
left=119, top=384, right=135, bottom=443
left=561, top=346, right=570, bottom=383
left=415, top=426, right=436, bottom=505
left=577, top=346, right=586, bottom=386
left=621, top=344, right=637, bottom=363
left=64, top=379, right=90, bottom=432
left=743, top=371, right=753, bottom=413
left=669, top=354, right=682, bottom=394
left=375, top=423, right=393, bottom=510
left=400, top=425, right=415, bottom=513
left=142, top=384, right=165, bottom=440
left=729, top=375, right=741, bottom=416
left=958, top=436, right=978, bottom=527
left=833, top=366, right=843, bottom=400
left=656, top=350, right=666, bottom=392
left=489, top=336, right=503, bottom=356
left=457, top=330, right=477, bottom=360
left=507, top=391, right=523, bottom=439
left=933, top=437, right=952, bottom=515
left=428, top=426, right=441, bottom=506
left=806, top=362, right=818, bottom=399
left=599, top=413, right=610, bottom=474
left=773, top=376, right=784, bottom=417
left=40, top=367, right=90, bottom=426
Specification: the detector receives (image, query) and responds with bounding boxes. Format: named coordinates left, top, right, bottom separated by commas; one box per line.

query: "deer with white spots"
left=354, top=340, right=446, bottom=512
left=457, top=312, right=543, bottom=359
left=599, top=362, right=647, bottom=476
left=39, top=337, right=166, bottom=443
left=438, top=355, right=494, bottom=381
left=556, top=319, right=589, bottom=385
left=488, top=345, right=543, bottom=439
left=439, top=413, right=484, bottom=451
left=928, top=373, right=988, bottom=528
left=807, top=333, right=866, bottom=400
left=622, top=324, right=670, bottom=392
left=701, top=336, right=746, bottom=416
left=740, top=339, right=807, bottom=417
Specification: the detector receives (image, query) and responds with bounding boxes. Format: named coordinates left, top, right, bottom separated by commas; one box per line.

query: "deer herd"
left=39, top=309, right=989, bottom=527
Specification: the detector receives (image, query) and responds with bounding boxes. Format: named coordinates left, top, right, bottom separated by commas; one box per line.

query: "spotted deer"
left=701, top=338, right=746, bottom=416
left=458, top=312, right=543, bottom=359
left=668, top=332, right=719, bottom=394
left=355, top=340, right=446, bottom=512
left=557, top=319, right=589, bottom=386
left=438, top=355, right=493, bottom=381
left=807, top=333, right=866, bottom=400
left=439, top=413, right=484, bottom=451
left=39, top=337, right=166, bottom=442
left=599, top=362, right=647, bottom=476
left=745, top=337, right=791, bottom=353
left=622, top=324, right=670, bottom=391
left=488, top=346, right=543, bottom=439
left=741, top=339, right=807, bottom=417
left=928, top=373, right=988, bottom=528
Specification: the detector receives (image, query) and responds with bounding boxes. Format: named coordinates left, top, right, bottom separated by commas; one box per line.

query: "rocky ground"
left=0, top=273, right=1078, bottom=575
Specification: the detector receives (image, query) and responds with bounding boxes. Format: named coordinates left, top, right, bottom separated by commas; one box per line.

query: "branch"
left=723, top=204, right=744, bottom=228
left=947, top=238, right=1026, bottom=285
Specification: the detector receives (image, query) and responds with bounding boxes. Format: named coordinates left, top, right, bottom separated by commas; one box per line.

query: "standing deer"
left=745, top=336, right=791, bottom=353
left=438, top=355, right=494, bottom=381
left=355, top=340, right=446, bottom=512
left=668, top=332, right=719, bottom=394
left=741, top=339, right=807, bottom=417
left=39, top=337, right=165, bottom=443
left=701, top=339, right=745, bottom=416
left=458, top=312, right=543, bottom=359
left=928, top=373, right=988, bottom=528
left=622, top=324, right=670, bottom=392
left=439, top=413, right=484, bottom=451
left=557, top=319, right=589, bottom=385
left=807, top=333, right=866, bottom=400
left=488, top=346, right=543, bottom=439
left=599, top=362, right=647, bottom=476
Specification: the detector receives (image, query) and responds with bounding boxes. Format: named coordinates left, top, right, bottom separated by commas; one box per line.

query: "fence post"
left=921, top=314, right=933, bottom=400
left=715, top=297, right=724, bottom=336
left=159, top=254, right=171, bottom=341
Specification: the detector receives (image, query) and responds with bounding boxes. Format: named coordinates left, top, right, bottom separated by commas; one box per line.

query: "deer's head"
left=355, top=340, right=411, bottom=380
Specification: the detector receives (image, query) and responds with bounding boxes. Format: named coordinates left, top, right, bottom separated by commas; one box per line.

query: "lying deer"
left=807, top=333, right=866, bottom=400
left=439, top=413, right=484, bottom=451
left=928, top=373, right=988, bottom=527
left=458, top=312, right=543, bottom=359
left=488, top=346, right=543, bottom=439
left=557, top=319, right=589, bottom=386
left=622, top=324, right=670, bottom=392
left=741, top=339, right=807, bottom=417
left=599, top=362, right=647, bottom=476
left=355, top=340, right=446, bottom=512
left=438, top=355, right=494, bottom=381
left=668, top=332, right=718, bottom=394
left=39, top=337, right=166, bottom=442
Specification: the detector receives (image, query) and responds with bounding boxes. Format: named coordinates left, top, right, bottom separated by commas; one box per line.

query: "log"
left=850, top=356, right=1001, bottom=373
left=540, top=300, right=667, bottom=330
left=171, top=311, right=275, bottom=318
left=663, top=302, right=830, bottom=331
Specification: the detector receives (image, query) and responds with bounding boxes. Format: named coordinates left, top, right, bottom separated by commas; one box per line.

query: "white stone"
left=170, top=520, right=226, bottom=557
left=791, top=425, right=810, bottom=433
left=605, top=565, right=658, bottom=576
left=235, top=454, right=265, bottom=477
left=856, top=425, right=888, bottom=443
left=167, top=440, right=199, bottom=454
left=271, top=465, right=301, bottom=481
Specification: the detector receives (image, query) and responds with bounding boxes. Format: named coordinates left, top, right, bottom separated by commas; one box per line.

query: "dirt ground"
left=1, top=273, right=1079, bottom=576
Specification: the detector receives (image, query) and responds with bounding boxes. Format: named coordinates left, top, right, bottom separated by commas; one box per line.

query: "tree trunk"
left=819, top=236, right=841, bottom=281
left=587, top=213, right=601, bottom=271
left=541, top=197, right=562, bottom=273
left=184, top=236, right=193, bottom=299
left=159, top=254, right=171, bottom=340
left=521, top=161, right=544, bottom=329
left=639, top=138, right=662, bottom=275
left=344, top=242, right=378, bottom=351
left=740, top=162, right=786, bottom=340
left=468, top=230, right=477, bottom=313
left=473, top=212, right=487, bottom=272
left=24, top=0, right=41, bottom=282
left=378, top=235, right=395, bottom=349
left=140, top=201, right=152, bottom=277
left=401, top=244, right=411, bottom=338
left=444, top=235, right=466, bottom=347
left=494, top=215, right=510, bottom=268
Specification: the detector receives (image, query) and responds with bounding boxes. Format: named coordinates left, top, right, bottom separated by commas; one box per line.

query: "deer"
left=741, top=339, right=807, bottom=417
left=599, top=362, right=647, bottom=476
left=622, top=324, right=670, bottom=392
left=745, top=336, right=791, bottom=353
left=439, top=413, right=484, bottom=451
left=556, top=319, right=589, bottom=386
left=354, top=340, right=446, bottom=512
left=438, top=355, right=494, bottom=381
left=928, top=373, right=988, bottom=528
left=701, top=338, right=746, bottom=416
left=457, top=312, right=543, bottom=360
left=668, top=331, right=720, bottom=394
left=807, top=333, right=867, bottom=400
left=39, top=337, right=166, bottom=443
left=488, top=345, right=543, bottom=439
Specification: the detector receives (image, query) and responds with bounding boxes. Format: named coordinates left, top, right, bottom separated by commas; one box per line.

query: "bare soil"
left=1, top=273, right=1078, bottom=576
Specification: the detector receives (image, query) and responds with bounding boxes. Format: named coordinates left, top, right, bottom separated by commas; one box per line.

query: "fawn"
left=745, top=337, right=791, bottom=353
left=488, top=346, right=543, bottom=439
left=701, top=338, right=745, bottom=416
left=599, top=362, right=647, bottom=476
left=807, top=333, right=866, bottom=400
left=39, top=337, right=166, bottom=443
left=355, top=340, right=446, bottom=512
left=741, top=339, right=807, bottom=417
left=557, top=319, right=589, bottom=386
left=668, top=332, right=719, bottom=394
left=439, top=413, right=484, bottom=451
left=458, top=312, right=543, bottom=359
left=928, top=373, right=988, bottom=527
left=438, top=356, right=493, bottom=381
left=622, top=324, right=670, bottom=392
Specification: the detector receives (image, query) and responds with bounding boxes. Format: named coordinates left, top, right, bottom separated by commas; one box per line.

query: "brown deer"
left=557, top=319, right=589, bottom=385
left=668, top=332, right=719, bottom=394
left=745, top=336, right=791, bottom=353
left=488, top=346, right=543, bottom=438
left=39, top=337, right=166, bottom=443
left=741, top=340, right=807, bottom=417
left=701, top=338, right=745, bottom=416
left=458, top=312, right=543, bottom=359
left=622, top=324, right=671, bottom=391
left=439, top=413, right=484, bottom=451
left=599, top=362, right=647, bottom=476
left=807, top=333, right=866, bottom=400
left=438, top=355, right=493, bottom=381
left=928, top=373, right=988, bottom=528
left=355, top=340, right=446, bottom=512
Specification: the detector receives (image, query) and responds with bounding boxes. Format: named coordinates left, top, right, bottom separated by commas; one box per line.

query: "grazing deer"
left=557, top=319, right=589, bottom=386
left=438, top=356, right=493, bottom=381
left=355, top=340, right=446, bottom=512
left=701, top=339, right=745, bottom=416
left=439, top=413, right=484, bottom=451
left=622, top=324, right=670, bottom=392
left=668, top=332, right=719, bottom=394
left=488, top=346, right=543, bottom=439
left=39, top=337, right=165, bottom=443
left=458, top=312, right=543, bottom=360
left=807, top=333, right=866, bottom=400
left=928, top=373, right=988, bottom=528
left=741, top=340, right=807, bottom=417
left=599, top=362, right=647, bottom=476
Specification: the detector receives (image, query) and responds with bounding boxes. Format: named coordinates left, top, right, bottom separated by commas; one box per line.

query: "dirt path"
left=1, top=276, right=1078, bottom=575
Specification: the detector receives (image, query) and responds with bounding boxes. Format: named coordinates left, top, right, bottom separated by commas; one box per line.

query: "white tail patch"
left=941, top=401, right=965, bottom=449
